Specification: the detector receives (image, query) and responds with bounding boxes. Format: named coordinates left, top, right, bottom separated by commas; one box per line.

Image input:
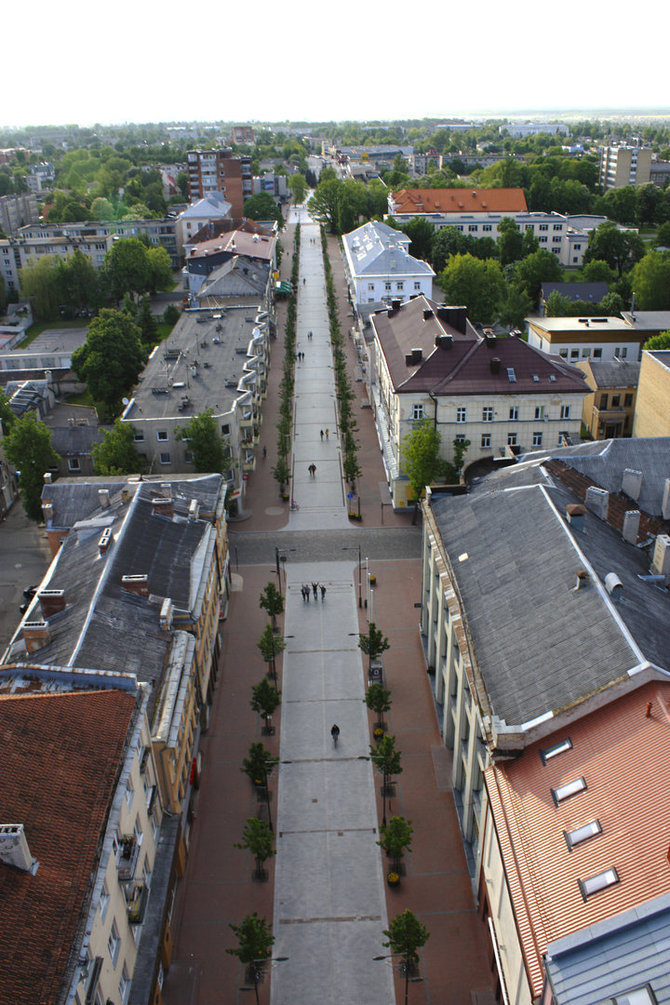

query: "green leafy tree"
left=244, top=192, right=283, bottom=226
left=257, top=623, right=286, bottom=684
left=234, top=818, right=276, bottom=880
left=136, top=296, right=158, bottom=349
left=19, top=255, right=62, bottom=320
left=307, top=178, right=342, bottom=232
left=59, top=248, right=100, bottom=311
left=0, top=272, right=5, bottom=313
left=378, top=815, right=413, bottom=872
left=175, top=408, right=227, bottom=472
left=358, top=622, right=390, bottom=673
left=370, top=733, right=403, bottom=827
left=544, top=291, right=573, bottom=317
left=656, top=221, right=670, bottom=247
left=91, top=419, right=145, bottom=475
left=250, top=676, right=281, bottom=732
left=4, top=412, right=61, bottom=521
left=598, top=291, right=625, bottom=316
left=259, top=581, right=285, bottom=631
left=497, top=284, right=534, bottom=329
left=440, top=254, right=506, bottom=325
left=631, top=251, right=670, bottom=310
left=146, top=245, right=174, bottom=293
left=104, top=237, right=151, bottom=303
left=0, top=388, right=15, bottom=434
left=162, top=303, right=180, bottom=326
left=288, top=174, right=307, bottom=204
left=496, top=216, right=524, bottom=266
left=398, top=216, right=434, bottom=262
left=227, top=912, right=275, bottom=998
left=581, top=259, right=617, bottom=284
left=382, top=909, right=430, bottom=984
left=241, top=741, right=278, bottom=788
left=365, top=682, right=392, bottom=729
left=643, top=329, right=670, bottom=350
left=90, top=196, right=116, bottom=221
left=512, top=248, right=563, bottom=302
left=583, top=221, right=645, bottom=277
left=401, top=418, right=442, bottom=519
left=71, top=308, right=145, bottom=419
left=431, top=227, right=478, bottom=272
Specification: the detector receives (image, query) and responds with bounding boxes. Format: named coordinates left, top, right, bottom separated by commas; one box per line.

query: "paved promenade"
left=163, top=209, right=495, bottom=1005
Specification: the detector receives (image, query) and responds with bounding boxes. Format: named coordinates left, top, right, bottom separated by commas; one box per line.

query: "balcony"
left=117, top=834, right=142, bottom=882
left=125, top=882, right=148, bottom=925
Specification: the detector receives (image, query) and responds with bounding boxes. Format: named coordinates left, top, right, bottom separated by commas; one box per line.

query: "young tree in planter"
left=370, top=734, right=403, bottom=827
left=259, top=580, right=285, bottom=630
left=234, top=817, right=276, bottom=881
left=401, top=418, right=442, bottom=525
left=365, top=682, right=392, bottom=734
left=257, top=624, right=286, bottom=685
left=241, top=741, right=278, bottom=789
left=251, top=676, right=281, bottom=735
left=381, top=909, right=430, bottom=1000
left=272, top=455, right=290, bottom=497
left=378, top=815, right=413, bottom=874
left=358, top=622, right=390, bottom=674
left=227, top=912, right=275, bottom=1003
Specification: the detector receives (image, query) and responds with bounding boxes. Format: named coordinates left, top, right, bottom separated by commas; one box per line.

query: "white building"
left=526, top=316, right=647, bottom=363
left=342, top=221, right=434, bottom=317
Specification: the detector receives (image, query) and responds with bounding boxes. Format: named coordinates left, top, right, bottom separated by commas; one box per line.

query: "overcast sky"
left=4, top=0, right=669, bottom=129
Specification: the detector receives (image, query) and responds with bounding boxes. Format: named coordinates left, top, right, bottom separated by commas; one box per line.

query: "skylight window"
left=549, top=374, right=557, bottom=382
left=564, top=819, right=602, bottom=850
left=507, top=368, right=517, bottom=383
left=552, top=777, right=587, bottom=805
left=540, top=738, right=572, bottom=764
left=579, top=867, right=619, bottom=899
left=532, top=374, right=540, bottom=382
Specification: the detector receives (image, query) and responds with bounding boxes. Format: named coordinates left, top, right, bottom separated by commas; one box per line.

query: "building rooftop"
left=390, top=187, right=528, bottom=215
left=576, top=358, right=640, bottom=389
left=0, top=688, right=137, bottom=1005
left=527, top=316, right=638, bottom=335
left=185, top=230, right=275, bottom=263
left=344, top=221, right=434, bottom=278
left=486, top=681, right=670, bottom=998
left=122, top=303, right=267, bottom=423
left=541, top=281, right=609, bottom=303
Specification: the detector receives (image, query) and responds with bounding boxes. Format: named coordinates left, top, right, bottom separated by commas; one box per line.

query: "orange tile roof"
left=485, top=681, right=670, bottom=998
left=0, top=690, right=137, bottom=1005
left=391, top=187, right=528, bottom=215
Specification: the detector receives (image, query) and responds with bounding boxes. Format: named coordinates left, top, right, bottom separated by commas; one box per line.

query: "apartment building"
left=0, top=192, right=38, bottom=236
left=599, top=145, right=652, bottom=190
left=632, top=349, right=670, bottom=438
left=576, top=357, right=639, bottom=439
left=183, top=228, right=276, bottom=297
left=14, top=217, right=181, bottom=268
left=186, top=149, right=252, bottom=217
left=342, top=220, right=434, bottom=317
left=120, top=300, right=271, bottom=513
left=0, top=679, right=165, bottom=1005
left=526, top=315, right=647, bottom=362
left=419, top=437, right=670, bottom=883
left=369, top=296, right=586, bottom=507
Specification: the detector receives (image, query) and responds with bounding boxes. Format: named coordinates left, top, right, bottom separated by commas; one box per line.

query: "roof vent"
left=572, top=569, right=590, bottom=591
left=423, top=308, right=434, bottom=320
left=604, top=572, right=623, bottom=600
left=188, top=498, right=200, bottom=522
left=98, top=488, right=111, bottom=509
left=566, top=503, right=586, bottom=533
left=0, top=824, right=38, bottom=873
left=98, top=527, right=113, bottom=555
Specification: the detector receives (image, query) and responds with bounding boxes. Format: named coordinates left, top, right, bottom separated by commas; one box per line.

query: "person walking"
left=325, top=429, right=329, bottom=440
left=320, top=430, right=324, bottom=441
left=320, top=584, right=326, bottom=601
left=312, top=582, right=318, bottom=600
left=308, top=464, right=317, bottom=477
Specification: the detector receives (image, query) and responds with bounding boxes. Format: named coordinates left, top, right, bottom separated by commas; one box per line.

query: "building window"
left=133, top=431, right=144, bottom=442
left=616, top=346, right=628, bottom=358
left=565, top=819, right=602, bottom=851
left=552, top=777, right=587, bottom=805
left=68, top=457, right=81, bottom=471
left=593, top=348, right=602, bottom=358
left=159, top=452, right=171, bottom=465
left=157, top=430, right=168, bottom=441
left=482, top=406, right=493, bottom=422
left=539, top=236, right=548, bottom=243
left=579, top=867, right=619, bottom=900
left=412, top=403, right=425, bottom=420
left=384, top=282, right=391, bottom=291
left=509, top=406, right=518, bottom=420
left=570, top=348, right=579, bottom=359
left=184, top=450, right=193, bottom=464
left=221, top=424, right=230, bottom=436
left=108, top=922, right=121, bottom=967
left=414, top=282, right=421, bottom=290
left=532, top=431, right=543, bottom=447
left=481, top=433, right=491, bottom=448
left=553, top=223, right=563, bottom=231
left=560, top=404, right=570, bottom=419
left=482, top=224, right=492, bottom=232
left=553, top=236, right=562, bottom=243
left=540, top=738, right=572, bottom=763
left=600, top=394, right=608, bottom=409
left=611, top=988, right=656, bottom=1005
left=534, top=406, right=545, bottom=420
left=611, top=394, right=621, bottom=407
left=507, top=433, right=517, bottom=446
left=624, top=393, right=633, bottom=407
left=539, top=224, right=548, bottom=231
left=456, top=406, right=466, bottom=423
left=369, top=283, right=376, bottom=291
left=574, top=243, right=582, bottom=250
left=119, top=966, right=131, bottom=1004
left=468, top=224, right=478, bottom=232
left=455, top=433, right=466, bottom=445
left=99, top=881, right=110, bottom=923
left=396, top=282, right=404, bottom=291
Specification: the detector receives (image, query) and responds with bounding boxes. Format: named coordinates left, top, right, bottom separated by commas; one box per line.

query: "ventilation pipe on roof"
left=604, top=572, right=623, bottom=601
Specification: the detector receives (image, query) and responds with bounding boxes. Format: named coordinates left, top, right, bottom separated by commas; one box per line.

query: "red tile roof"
left=485, top=681, right=670, bottom=998
left=0, top=690, right=137, bottom=1005
left=390, top=188, right=528, bottom=215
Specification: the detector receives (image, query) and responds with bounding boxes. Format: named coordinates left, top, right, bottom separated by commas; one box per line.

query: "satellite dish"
left=122, top=397, right=129, bottom=405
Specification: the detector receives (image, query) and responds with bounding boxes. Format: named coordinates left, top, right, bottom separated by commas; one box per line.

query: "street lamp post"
left=373, top=954, right=423, bottom=1005
left=241, top=956, right=289, bottom=1004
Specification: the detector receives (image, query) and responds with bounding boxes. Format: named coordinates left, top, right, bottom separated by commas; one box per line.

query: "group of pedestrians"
left=319, top=429, right=330, bottom=441
left=301, top=582, right=326, bottom=602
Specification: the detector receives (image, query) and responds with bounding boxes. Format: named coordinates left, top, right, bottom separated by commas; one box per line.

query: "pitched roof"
left=485, top=681, right=670, bottom=998
left=343, top=220, right=434, bottom=279
left=0, top=689, right=137, bottom=1005
left=390, top=187, right=528, bottom=215
left=541, top=281, right=609, bottom=303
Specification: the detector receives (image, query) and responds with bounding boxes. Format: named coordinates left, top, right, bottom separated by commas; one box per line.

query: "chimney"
left=98, top=488, right=111, bottom=509
left=188, top=499, right=200, bottom=522
left=423, top=308, right=434, bottom=320
left=23, top=621, right=52, bottom=653
left=98, top=527, right=113, bottom=555
left=662, top=479, right=670, bottom=521
left=435, top=334, right=453, bottom=350
left=121, top=488, right=131, bottom=503
left=490, top=357, right=501, bottom=374
left=38, top=589, right=66, bottom=619
left=160, top=597, right=174, bottom=631
left=121, top=574, right=150, bottom=598
left=621, top=468, right=642, bottom=501
left=42, top=501, right=54, bottom=523
left=436, top=306, right=467, bottom=333
left=566, top=504, right=586, bottom=532
left=622, top=510, right=640, bottom=545
left=0, top=824, right=37, bottom=873
left=152, top=497, right=174, bottom=519
left=651, top=534, right=670, bottom=579
left=43, top=472, right=52, bottom=484
left=585, top=486, right=609, bottom=521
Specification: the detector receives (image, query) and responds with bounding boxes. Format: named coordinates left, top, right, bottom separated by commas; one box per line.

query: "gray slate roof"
left=344, top=220, right=434, bottom=278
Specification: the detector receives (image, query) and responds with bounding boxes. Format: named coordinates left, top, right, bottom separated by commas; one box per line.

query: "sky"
left=4, top=0, right=670, bottom=129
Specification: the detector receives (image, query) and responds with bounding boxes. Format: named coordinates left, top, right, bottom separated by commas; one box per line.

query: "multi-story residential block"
left=632, top=349, right=670, bottom=438
left=0, top=229, right=113, bottom=292
left=576, top=357, right=639, bottom=439
left=481, top=680, right=670, bottom=1004
left=183, top=228, right=276, bottom=297
left=186, top=149, right=252, bottom=217
left=526, top=315, right=647, bottom=362
left=252, top=171, right=289, bottom=204
left=0, top=192, right=39, bottom=236
left=175, top=194, right=232, bottom=255
left=120, top=300, right=271, bottom=513
left=419, top=437, right=670, bottom=886
left=25, top=161, right=55, bottom=193
left=369, top=296, right=586, bottom=507
left=599, top=145, right=652, bottom=190
left=0, top=678, right=167, bottom=1005
left=15, top=217, right=181, bottom=268
left=342, top=221, right=434, bottom=318
left=231, top=126, right=255, bottom=145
